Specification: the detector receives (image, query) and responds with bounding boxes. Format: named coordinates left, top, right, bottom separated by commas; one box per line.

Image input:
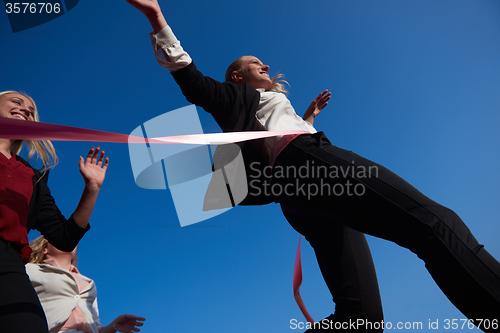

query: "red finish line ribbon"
left=293, top=236, right=314, bottom=324
left=0, top=117, right=308, bottom=145
left=0, top=117, right=132, bottom=143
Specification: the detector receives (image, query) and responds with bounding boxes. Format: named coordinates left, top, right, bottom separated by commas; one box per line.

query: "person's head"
left=0, top=91, right=58, bottom=170
left=225, top=56, right=288, bottom=94
left=29, top=235, right=78, bottom=266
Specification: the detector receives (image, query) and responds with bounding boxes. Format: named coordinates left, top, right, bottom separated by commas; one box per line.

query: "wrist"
left=145, top=7, right=161, bottom=20
left=147, top=11, right=168, bottom=32
left=84, top=182, right=101, bottom=195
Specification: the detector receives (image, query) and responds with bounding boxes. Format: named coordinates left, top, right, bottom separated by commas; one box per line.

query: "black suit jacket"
left=172, top=62, right=276, bottom=206
left=16, top=156, right=89, bottom=252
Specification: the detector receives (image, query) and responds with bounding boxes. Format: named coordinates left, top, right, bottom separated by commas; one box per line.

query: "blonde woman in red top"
left=0, top=90, right=109, bottom=333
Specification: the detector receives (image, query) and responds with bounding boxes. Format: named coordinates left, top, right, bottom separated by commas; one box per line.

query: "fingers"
left=128, top=315, right=145, bottom=327
left=123, top=315, right=145, bottom=323
left=97, top=148, right=105, bottom=166
left=103, top=156, right=110, bottom=171
left=85, top=147, right=95, bottom=162
left=96, top=148, right=109, bottom=169
left=317, top=90, right=331, bottom=110
left=116, top=314, right=145, bottom=330
left=84, top=147, right=109, bottom=168
left=318, top=89, right=331, bottom=101
left=85, top=147, right=100, bottom=164
left=315, top=90, right=331, bottom=103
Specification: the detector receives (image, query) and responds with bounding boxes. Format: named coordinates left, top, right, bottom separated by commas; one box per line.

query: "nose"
left=262, top=64, right=269, bottom=72
left=20, top=108, right=33, bottom=118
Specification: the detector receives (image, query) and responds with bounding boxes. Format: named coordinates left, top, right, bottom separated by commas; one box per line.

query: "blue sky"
left=1, top=0, right=500, bottom=332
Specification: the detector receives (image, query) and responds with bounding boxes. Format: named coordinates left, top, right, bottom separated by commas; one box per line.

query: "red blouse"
left=0, top=153, right=35, bottom=262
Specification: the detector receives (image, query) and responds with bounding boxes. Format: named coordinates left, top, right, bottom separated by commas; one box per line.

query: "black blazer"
left=172, top=62, right=277, bottom=206
left=16, top=156, right=89, bottom=252
left=172, top=62, right=260, bottom=132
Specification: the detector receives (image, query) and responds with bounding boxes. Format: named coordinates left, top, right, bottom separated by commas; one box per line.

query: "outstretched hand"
left=303, top=89, right=331, bottom=126
left=111, top=314, right=146, bottom=333
left=78, top=147, right=109, bottom=192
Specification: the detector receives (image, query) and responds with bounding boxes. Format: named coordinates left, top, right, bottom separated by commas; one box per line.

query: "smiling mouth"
left=11, top=113, right=27, bottom=121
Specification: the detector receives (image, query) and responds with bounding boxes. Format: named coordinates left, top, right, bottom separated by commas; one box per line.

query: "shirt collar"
left=43, top=259, right=80, bottom=274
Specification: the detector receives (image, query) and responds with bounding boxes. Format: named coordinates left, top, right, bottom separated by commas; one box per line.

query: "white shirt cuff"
left=149, top=26, right=192, bottom=72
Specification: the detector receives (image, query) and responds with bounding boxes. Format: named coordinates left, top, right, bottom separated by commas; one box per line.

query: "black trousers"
left=273, top=133, right=500, bottom=332
left=0, top=238, right=49, bottom=333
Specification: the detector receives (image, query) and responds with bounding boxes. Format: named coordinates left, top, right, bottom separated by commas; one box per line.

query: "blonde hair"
left=224, top=57, right=289, bottom=95
left=29, top=235, right=78, bottom=266
left=0, top=91, right=58, bottom=170
left=28, top=236, right=49, bottom=264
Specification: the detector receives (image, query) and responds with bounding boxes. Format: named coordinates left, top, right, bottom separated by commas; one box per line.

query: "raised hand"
left=303, top=89, right=332, bottom=126
left=78, top=147, right=109, bottom=193
left=72, top=147, right=109, bottom=228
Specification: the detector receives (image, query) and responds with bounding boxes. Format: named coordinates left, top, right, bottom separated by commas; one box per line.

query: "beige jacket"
left=26, top=263, right=103, bottom=333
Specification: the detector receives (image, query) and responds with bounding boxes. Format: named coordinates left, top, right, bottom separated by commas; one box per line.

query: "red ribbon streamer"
left=293, top=236, right=314, bottom=324
left=0, top=117, right=135, bottom=143
left=0, top=117, right=307, bottom=145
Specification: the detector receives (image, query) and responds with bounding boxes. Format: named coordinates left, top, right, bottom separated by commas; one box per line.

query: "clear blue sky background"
left=1, top=0, right=500, bottom=332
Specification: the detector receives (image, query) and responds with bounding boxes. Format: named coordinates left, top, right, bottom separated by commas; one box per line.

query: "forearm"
left=146, top=10, right=168, bottom=33
left=303, top=112, right=315, bottom=126
left=72, top=184, right=100, bottom=229
left=128, top=0, right=168, bottom=33
left=302, top=107, right=316, bottom=126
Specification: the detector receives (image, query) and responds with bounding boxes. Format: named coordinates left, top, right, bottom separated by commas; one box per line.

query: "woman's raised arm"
left=72, top=147, right=109, bottom=228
